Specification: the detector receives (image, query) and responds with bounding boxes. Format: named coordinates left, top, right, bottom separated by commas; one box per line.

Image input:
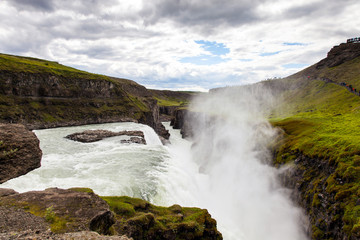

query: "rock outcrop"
left=0, top=188, right=115, bottom=234
left=0, top=123, right=42, bottom=183
left=159, top=106, right=178, bottom=121
left=0, top=188, right=222, bottom=240
left=66, top=130, right=146, bottom=144
left=0, top=231, right=132, bottom=240
left=316, top=42, right=360, bottom=69
left=278, top=154, right=339, bottom=239
left=170, top=109, right=194, bottom=138
left=102, top=196, right=223, bottom=240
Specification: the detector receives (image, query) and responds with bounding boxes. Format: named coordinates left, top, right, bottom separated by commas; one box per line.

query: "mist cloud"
left=158, top=86, right=309, bottom=239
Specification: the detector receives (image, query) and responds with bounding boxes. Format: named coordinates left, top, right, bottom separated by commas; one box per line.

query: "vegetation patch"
left=101, top=196, right=222, bottom=239
left=154, top=97, right=188, bottom=107
left=269, top=60, right=360, bottom=239
left=0, top=53, right=114, bottom=83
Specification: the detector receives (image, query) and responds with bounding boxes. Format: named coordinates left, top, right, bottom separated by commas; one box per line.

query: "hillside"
left=268, top=43, right=360, bottom=239
left=0, top=53, right=175, bottom=139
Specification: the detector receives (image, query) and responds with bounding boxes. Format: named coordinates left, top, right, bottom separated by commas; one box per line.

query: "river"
left=1, top=117, right=308, bottom=239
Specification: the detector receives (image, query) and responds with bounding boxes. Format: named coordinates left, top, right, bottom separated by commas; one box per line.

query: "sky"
left=0, top=0, right=359, bottom=91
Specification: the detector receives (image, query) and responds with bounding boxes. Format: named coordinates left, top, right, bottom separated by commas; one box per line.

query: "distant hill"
left=0, top=53, right=194, bottom=140
left=267, top=42, right=360, bottom=239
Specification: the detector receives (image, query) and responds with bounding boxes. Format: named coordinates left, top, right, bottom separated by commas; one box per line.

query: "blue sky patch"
left=195, top=40, right=230, bottom=56
left=283, top=63, right=308, bottom=69
left=180, top=40, right=230, bottom=65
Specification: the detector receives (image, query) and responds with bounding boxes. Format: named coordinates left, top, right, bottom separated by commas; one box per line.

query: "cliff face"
left=0, top=123, right=42, bottom=183
left=0, top=54, right=169, bottom=139
left=170, top=108, right=199, bottom=138
left=1, top=71, right=120, bottom=98
left=278, top=152, right=346, bottom=239
left=316, top=43, right=360, bottom=69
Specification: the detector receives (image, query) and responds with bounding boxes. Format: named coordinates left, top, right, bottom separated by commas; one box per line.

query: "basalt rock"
left=170, top=109, right=194, bottom=138
left=0, top=123, right=42, bottom=184
left=121, top=137, right=146, bottom=145
left=66, top=129, right=146, bottom=144
left=0, top=231, right=132, bottom=240
left=0, top=188, right=115, bottom=235
left=0, top=188, right=222, bottom=239
left=103, top=196, right=223, bottom=240
left=277, top=152, right=353, bottom=239
left=159, top=106, right=178, bottom=121
left=316, top=42, right=360, bottom=69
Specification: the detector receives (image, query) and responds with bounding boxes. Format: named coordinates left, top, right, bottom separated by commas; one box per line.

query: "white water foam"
left=1, top=95, right=309, bottom=239
left=155, top=88, right=309, bottom=240
left=0, top=122, right=167, bottom=200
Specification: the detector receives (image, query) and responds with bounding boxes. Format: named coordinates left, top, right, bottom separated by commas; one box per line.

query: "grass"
left=0, top=140, right=18, bottom=159
left=269, top=70, right=360, bottom=238
left=101, top=196, right=220, bottom=239
left=0, top=199, right=69, bottom=233
left=0, top=53, right=113, bottom=82
left=154, top=97, right=188, bottom=107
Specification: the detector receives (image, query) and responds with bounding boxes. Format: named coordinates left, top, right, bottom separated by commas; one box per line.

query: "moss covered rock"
left=102, top=196, right=222, bottom=240
left=0, top=188, right=222, bottom=239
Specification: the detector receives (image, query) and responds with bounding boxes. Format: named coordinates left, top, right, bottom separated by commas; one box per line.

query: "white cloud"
left=1, top=0, right=359, bottom=90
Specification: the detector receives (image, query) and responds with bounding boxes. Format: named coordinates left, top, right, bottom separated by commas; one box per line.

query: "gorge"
left=1, top=42, right=360, bottom=239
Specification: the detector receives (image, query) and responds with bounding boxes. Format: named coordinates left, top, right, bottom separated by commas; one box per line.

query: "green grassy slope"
left=150, top=89, right=198, bottom=107
left=101, top=196, right=222, bottom=239
left=0, top=54, right=164, bottom=134
left=0, top=53, right=113, bottom=81
left=269, top=50, right=360, bottom=239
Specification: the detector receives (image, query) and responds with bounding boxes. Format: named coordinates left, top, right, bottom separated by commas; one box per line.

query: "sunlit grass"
left=270, top=73, right=360, bottom=237
left=0, top=53, right=112, bottom=81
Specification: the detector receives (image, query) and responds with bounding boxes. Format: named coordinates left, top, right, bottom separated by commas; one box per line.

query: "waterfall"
left=156, top=87, right=309, bottom=240
left=0, top=89, right=309, bottom=239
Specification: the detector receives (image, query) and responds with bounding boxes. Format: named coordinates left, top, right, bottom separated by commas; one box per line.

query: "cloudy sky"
left=1, top=0, right=359, bottom=91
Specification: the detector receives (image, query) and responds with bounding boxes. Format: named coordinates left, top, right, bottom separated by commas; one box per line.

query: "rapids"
left=1, top=120, right=308, bottom=239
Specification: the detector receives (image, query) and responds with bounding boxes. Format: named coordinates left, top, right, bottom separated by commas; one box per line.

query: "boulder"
left=0, top=124, right=42, bottom=183
left=66, top=130, right=146, bottom=144
left=316, top=42, right=360, bottom=69
left=0, top=188, right=115, bottom=234
left=0, top=230, right=132, bottom=240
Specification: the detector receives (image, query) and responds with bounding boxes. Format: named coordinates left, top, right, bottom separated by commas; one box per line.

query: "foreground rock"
left=0, top=231, right=132, bottom=240
left=66, top=130, right=146, bottom=144
left=0, top=188, right=114, bottom=235
left=0, top=124, right=42, bottom=184
left=0, top=188, right=222, bottom=240
left=102, top=196, right=223, bottom=240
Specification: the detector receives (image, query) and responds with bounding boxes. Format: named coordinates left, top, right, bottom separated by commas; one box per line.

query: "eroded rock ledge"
left=65, top=130, right=146, bottom=144
left=0, top=187, right=222, bottom=240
